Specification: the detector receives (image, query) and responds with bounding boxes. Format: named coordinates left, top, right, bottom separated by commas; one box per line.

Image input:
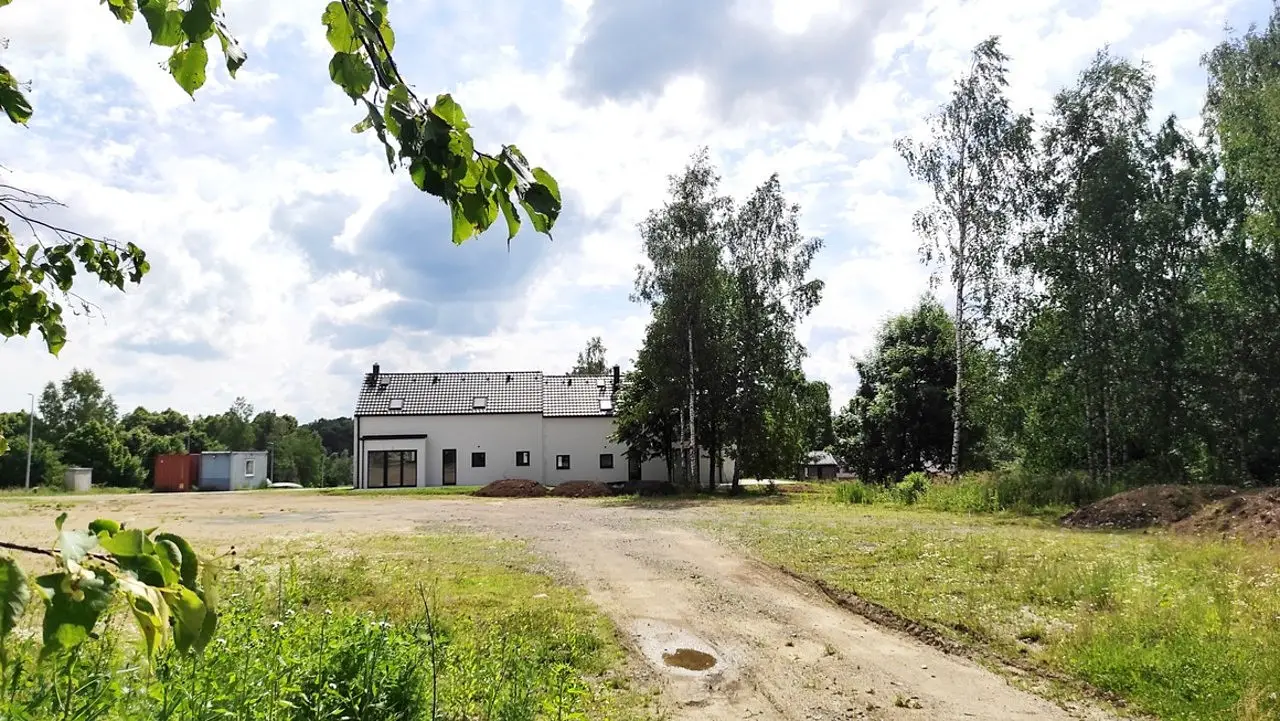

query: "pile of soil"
left=1173, top=488, right=1280, bottom=541
left=549, top=481, right=614, bottom=498
left=1061, top=484, right=1239, bottom=530
left=474, top=479, right=548, bottom=498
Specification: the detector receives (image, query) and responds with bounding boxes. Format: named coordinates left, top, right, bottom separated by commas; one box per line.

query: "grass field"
left=0, top=529, right=654, bottom=720
left=707, top=496, right=1280, bottom=721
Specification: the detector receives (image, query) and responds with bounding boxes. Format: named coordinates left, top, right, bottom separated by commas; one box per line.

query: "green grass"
left=0, top=486, right=145, bottom=500
left=0, top=533, right=654, bottom=720
left=707, top=502, right=1280, bottom=721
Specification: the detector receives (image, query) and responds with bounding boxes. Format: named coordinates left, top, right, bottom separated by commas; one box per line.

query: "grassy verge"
left=0, top=486, right=145, bottom=500
left=0, top=533, right=653, bottom=720
left=707, top=501, right=1280, bottom=721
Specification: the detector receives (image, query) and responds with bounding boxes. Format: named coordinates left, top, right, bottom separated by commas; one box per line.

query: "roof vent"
left=599, top=399, right=613, bottom=412
left=432, top=375, right=439, bottom=384
left=388, top=398, right=404, bottom=410
left=567, top=377, right=573, bottom=386
left=596, top=378, right=606, bottom=387
left=505, top=374, right=512, bottom=383
left=472, top=396, right=487, bottom=409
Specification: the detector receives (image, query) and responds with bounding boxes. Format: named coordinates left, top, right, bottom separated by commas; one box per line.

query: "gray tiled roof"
left=805, top=451, right=838, bottom=467
left=355, top=371, right=543, bottom=416
left=543, top=375, right=620, bottom=417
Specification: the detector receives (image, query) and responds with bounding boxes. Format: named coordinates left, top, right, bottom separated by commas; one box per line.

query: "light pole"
left=24, top=392, right=34, bottom=490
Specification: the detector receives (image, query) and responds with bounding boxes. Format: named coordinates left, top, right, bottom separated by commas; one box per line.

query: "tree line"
left=0, top=368, right=354, bottom=489
left=835, top=9, right=1280, bottom=493
left=613, top=152, right=833, bottom=490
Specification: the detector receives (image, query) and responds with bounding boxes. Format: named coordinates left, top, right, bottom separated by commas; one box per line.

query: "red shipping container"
left=154, top=453, right=198, bottom=492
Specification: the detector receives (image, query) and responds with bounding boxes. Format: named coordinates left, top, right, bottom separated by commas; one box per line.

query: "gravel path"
left=3, top=492, right=1113, bottom=720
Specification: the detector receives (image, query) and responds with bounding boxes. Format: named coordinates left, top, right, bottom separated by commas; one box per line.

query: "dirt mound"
left=1062, top=484, right=1239, bottom=530
left=549, top=481, right=614, bottom=498
left=1173, top=488, right=1280, bottom=541
left=474, top=479, right=548, bottom=498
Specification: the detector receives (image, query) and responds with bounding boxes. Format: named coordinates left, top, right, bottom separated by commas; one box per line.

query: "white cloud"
left=0, top=0, right=1265, bottom=423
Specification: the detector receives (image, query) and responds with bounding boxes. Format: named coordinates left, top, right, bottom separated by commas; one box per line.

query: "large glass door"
left=442, top=449, right=457, bottom=486
left=366, top=450, right=417, bottom=488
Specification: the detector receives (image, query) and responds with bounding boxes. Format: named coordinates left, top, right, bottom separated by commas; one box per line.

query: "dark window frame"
left=556, top=454, right=570, bottom=470
left=368, top=450, right=417, bottom=488
left=599, top=453, right=614, bottom=469
left=471, top=452, right=487, bottom=468
left=515, top=450, right=531, bottom=467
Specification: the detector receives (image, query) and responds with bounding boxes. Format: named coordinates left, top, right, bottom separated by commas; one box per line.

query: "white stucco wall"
left=351, top=411, right=736, bottom=488
left=541, top=416, right=631, bottom=485
left=356, top=413, right=544, bottom=487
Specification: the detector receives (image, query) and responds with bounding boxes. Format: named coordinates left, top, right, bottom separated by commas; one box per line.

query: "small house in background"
left=64, top=467, right=92, bottom=492
left=198, top=451, right=269, bottom=491
left=154, top=454, right=200, bottom=492
left=799, top=451, right=840, bottom=480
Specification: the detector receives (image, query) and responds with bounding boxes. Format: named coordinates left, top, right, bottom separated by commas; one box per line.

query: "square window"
left=556, top=455, right=570, bottom=470
left=515, top=451, right=531, bottom=467
left=599, top=453, right=614, bottom=469
left=245, top=459, right=255, bottom=476
left=471, top=452, right=486, bottom=468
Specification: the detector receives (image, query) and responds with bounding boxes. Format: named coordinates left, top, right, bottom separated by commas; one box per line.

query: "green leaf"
left=321, top=1, right=359, bottom=53
left=117, top=576, right=170, bottom=657
left=531, top=167, right=561, bottom=204
left=162, top=586, right=207, bottom=653
left=431, top=94, right=469, bottom=130
left=181, top=0, right=216, bottom=42
left=497, top=192, right=522, bottom=241
left=88, top=518, right=121, bottom=536
left=35, top=569, right=116, bottom=659
left=450, top=200, right=476, bottom=245
left=0, top=67, right=33, bottom=125
left=0, top=557, right=30, bottom=640
left=155, top=533, right=199, bottom=590
left=58, top=530, right=98, bottom=564
left=139, top=0, right=186, bottom=47
left=214, top=20, right=247, bottom=77
left=105, top=0, right=136, bottom=23
left=168, top=42, right=209, bottom=97
left=153, top=539, right=183, bottom=588
left=328, top=52, right=373, bottom=100
left=118, top=554, right=168, bottom=588
left=98, top=528, right=151, bottom=558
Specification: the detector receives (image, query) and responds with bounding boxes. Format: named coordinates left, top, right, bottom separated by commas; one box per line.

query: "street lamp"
left=24, top=392, right=34, bottom=490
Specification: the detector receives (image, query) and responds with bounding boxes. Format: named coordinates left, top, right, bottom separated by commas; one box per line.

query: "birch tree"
left=894, top=36, right=1032, bottom=477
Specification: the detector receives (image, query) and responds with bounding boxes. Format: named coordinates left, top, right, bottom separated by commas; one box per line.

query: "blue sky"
left=0, top=0, right=1270, bottom=421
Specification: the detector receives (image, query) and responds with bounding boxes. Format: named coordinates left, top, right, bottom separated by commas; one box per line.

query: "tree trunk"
left=951, top=243, right=965, bottom=480
left=687, top=324, right=699, bottom=492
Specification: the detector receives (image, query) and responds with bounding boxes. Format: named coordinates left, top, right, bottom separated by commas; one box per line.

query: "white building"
left=351, top=364, right=731, bottom=488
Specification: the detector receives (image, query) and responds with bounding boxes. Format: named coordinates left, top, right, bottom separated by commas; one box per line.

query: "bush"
left=894, top=472, right=931, bottom=504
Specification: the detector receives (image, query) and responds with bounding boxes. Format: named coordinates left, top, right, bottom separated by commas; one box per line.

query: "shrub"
left=894, top=472, right=931, bottom=504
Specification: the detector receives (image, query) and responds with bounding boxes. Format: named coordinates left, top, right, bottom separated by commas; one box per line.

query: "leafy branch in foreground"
left=322, top=0, right=562, bottom=245
left=0, top=0, right=561, bottom=376
left=0, top=513, right=221, bottom=676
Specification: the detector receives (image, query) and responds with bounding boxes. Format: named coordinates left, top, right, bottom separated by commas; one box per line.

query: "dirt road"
left=3, top=493, right=1111, bottom=720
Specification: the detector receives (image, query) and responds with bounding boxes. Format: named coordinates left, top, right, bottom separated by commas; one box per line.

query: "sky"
left=0, top=0, right=1270, bottom=422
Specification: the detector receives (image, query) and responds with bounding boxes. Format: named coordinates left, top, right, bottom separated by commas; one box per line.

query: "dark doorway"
left=442, top=449, right=457, bottom=486
left=628, top=456, right=642, bottom=482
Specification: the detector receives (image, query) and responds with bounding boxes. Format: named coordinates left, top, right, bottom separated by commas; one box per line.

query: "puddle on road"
left=632, top=619, right=728, bottom=676
left=663, top=648, right=717, bottom=671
